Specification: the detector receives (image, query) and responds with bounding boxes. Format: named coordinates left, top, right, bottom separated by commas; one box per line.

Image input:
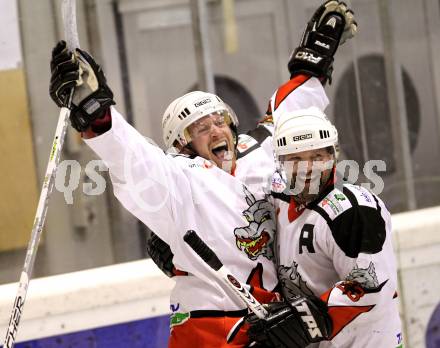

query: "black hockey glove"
left=246, top=296, right=332, bottom=348
left=49, top=40, right=115, bottom=132
left=146, top=232, right=176, bottom=278
left=288, top=0, right=357, bottom=83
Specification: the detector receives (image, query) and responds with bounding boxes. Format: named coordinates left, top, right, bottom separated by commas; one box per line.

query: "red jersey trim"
left=327, top=304, right=375, bottom=339
left=321, top=286, right=375, bottom=339
left=274, top=74, right=311, bottom=111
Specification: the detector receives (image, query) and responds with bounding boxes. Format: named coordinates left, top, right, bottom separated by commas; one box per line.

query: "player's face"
left=187, top=113, right=236, bottom=172
left=280, top=147, right=334, bottom=203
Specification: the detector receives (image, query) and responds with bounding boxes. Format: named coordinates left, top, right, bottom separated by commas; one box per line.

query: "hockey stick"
left=183, top=230, right=268, bottom=319
left=3, top=1, right=79, bottom=347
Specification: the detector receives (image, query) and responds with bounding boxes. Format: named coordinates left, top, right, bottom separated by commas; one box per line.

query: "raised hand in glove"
left=246, top=296, right=332, bottom=348
left=49, top=40, right=115, bottom=132
left=288, top=0, right=358, bottom=83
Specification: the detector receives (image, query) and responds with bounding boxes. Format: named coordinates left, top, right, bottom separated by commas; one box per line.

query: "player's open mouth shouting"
left=187, top=111, right=236, bottom=169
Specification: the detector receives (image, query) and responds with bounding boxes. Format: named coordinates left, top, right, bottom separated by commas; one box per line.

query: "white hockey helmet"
left=273, top=107, right=338, bottom=158
left=162, top=91, right=239, bottom=149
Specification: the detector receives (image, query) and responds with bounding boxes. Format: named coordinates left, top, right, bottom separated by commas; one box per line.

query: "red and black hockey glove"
left=246, top=295, right=332, bottom=348
left=288, top=0, right=357, bottom=84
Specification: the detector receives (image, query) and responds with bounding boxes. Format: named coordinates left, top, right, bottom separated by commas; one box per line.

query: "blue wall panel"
left=9, top=315, right=170, bottom=348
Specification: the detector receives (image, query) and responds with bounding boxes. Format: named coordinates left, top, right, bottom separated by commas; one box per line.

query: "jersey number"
left=299, top=224, right=315, bottom=254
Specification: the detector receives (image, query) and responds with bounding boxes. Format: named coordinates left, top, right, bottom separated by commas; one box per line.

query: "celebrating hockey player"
left=243, top=108, right=403, bottom=347
left=48, top=1, right=356, bottom=346
left=51, top=42, right=279, bottom=346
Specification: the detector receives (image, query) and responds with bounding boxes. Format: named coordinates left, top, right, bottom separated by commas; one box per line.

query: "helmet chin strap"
left=181, top=142, right=197, bottom=156
left=291, top=189, right=317, bottom=207
left=230, top=123, right=239, bottom=155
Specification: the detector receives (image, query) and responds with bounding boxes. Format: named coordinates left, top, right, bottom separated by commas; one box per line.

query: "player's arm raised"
left=268, top=0, right=357, bottom=122
left=49, top=42, right=190, bottom=241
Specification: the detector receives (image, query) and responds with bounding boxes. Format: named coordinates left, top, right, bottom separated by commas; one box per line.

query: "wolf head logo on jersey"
left=278, top=262, right=314, bottom=300
left=346, top=262, right=379, bottom=289
left=234, top=186, right=275, bottom=260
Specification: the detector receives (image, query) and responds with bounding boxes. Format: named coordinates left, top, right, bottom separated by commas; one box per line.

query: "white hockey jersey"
left=266, top=74, right=402, bottom=347
left=84, top=108, right=278, bottom=316
left=272, top=181, right=403, bottom=348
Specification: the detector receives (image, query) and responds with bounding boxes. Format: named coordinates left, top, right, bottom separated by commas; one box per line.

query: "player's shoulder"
left=167, top=152, right=191, bottom=159
left=167, top=152, right=193, bottom=163
left=167, top=152, right=216, bottom=170
left=237, top=133, right=259, bottom=155
left=312, top=184, right=388, bottom=257
left=313, top=186, right=353, bottom=221
left=236, top=125, right=273, bottom=159
left=270, top=171, right=290, bottom=203
left=343, top=183, right=383, bottom=209
left=314, top=184, right=382, bottom=220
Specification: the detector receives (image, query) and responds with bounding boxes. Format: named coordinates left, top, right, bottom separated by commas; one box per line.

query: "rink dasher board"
left=392, top=206, right=440, bottom=348
left=0, top=259, right=173, bottom=343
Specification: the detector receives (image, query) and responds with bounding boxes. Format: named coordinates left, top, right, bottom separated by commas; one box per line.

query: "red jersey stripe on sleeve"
left=274, top=74, right=311, bottom=111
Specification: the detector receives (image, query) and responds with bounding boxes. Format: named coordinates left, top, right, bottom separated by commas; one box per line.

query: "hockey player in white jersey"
left=50, top=44, right=279, bottom=347
left=244, top=108, right=403, bottom=348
